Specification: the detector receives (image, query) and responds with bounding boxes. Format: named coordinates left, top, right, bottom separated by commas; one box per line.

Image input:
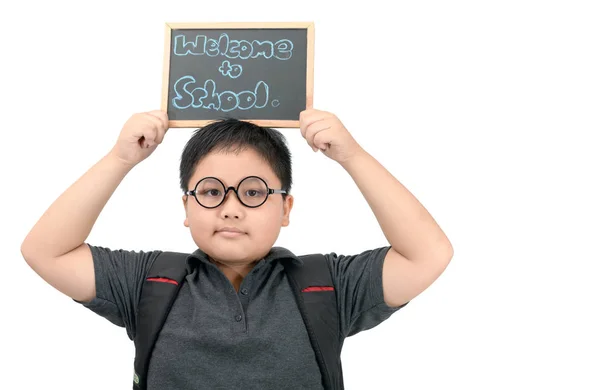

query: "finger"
left=301, top=109, right=329, bottom=127
left=148, top=110, right=169, bottom=131
left=144, top=112, right=164, bottom=132
left=299, top=109, right=314, bottom=121
left=313, top=130, right=331, bottom=151
left=299, top=109, right=320, bottom=129
left=301, top=116, right=326, bottom=140
left=148, top=115, right=167, bottom=144
left=299, top=109, right=316, bottom=124
left=305, top=122, right=331, bottom=152
left=143, top=115, right=164, bottom=145
left=145, top=111, right=168, bottom=145
left=138, top=126, right=157, bottom=150
left=129, top=121, right=153, bottom=149
left=299, top=109, right=326, bottom=138
left=305, top=121, right=330, bottom=144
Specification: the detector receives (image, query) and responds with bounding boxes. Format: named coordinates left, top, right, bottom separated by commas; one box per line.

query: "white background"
left=2, top=0, right=599, bottom=389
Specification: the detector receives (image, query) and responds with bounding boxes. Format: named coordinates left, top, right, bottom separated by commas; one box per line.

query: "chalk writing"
left=174, top=33, right=293, bottom=60
left=219, top=60, right=243, bottom=79
left=172, top=76, right=269, bottom=112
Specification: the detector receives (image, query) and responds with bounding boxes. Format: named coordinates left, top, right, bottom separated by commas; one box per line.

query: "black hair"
left=179, top=118, right=292, bottom=198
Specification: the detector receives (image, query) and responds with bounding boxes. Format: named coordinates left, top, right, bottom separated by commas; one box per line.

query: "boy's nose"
left=219, top=189, right=244, bottom=218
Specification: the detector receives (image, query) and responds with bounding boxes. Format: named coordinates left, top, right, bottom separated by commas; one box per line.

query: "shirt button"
left=241, top=288, right=248, bottom=295
left=235, top=314, right=242, bottom=322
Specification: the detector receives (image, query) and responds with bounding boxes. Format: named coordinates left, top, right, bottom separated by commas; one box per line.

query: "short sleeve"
left=73, top=244, right=162, bottom=340
left=325, top=246, right=409, bottom=338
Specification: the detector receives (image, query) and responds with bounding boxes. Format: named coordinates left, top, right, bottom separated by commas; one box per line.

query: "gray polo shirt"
left=76, top=244, right=408, bottom=389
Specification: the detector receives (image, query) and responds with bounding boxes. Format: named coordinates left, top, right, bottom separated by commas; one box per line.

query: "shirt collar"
left=186, top=246, right=303, bottom=271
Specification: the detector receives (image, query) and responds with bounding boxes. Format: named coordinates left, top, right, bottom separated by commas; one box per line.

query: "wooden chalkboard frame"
left=161, top=22, right=315, bottom=128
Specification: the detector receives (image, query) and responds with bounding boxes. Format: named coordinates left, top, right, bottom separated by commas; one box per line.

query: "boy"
left=21, top=108, right=453, bottom=389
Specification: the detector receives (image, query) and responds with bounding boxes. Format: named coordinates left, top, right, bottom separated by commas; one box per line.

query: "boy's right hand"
left=109, top=110, right=169, bottom=167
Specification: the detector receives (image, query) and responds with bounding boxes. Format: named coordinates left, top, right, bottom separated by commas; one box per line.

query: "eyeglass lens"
left=195, top=177, right=268, bottom=207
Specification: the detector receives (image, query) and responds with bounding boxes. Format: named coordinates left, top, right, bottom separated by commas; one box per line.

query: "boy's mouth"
left=215, top=226, right=246, bottom=237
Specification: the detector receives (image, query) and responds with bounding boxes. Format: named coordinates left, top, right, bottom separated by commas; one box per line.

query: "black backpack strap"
left=283, top=254, right=344, bottom=390
left=133, top=251, right=190, bottom=390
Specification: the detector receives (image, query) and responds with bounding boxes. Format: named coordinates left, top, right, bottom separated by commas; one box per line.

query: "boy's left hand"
left=299, top=109, right=364, bottom=164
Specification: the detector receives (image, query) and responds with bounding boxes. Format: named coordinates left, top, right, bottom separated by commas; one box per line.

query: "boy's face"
left=182, top=148, right=293, bottom=265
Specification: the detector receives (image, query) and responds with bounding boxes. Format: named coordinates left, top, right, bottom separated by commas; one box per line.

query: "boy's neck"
left=209, top=257, right=259, bottom=293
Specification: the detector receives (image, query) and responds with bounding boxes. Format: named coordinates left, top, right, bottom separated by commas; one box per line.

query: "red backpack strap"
left=133, top=251, right=190, bottom=390
left=283, top=254, right=344, bottom=390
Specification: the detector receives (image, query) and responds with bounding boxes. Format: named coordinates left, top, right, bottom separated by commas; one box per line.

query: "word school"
left=173, top=33, right=294, bottom=60
left=172, top=76, right=271, bottom=112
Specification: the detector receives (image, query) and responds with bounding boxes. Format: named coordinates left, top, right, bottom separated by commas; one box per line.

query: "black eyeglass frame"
left=184, top=175, right=287, bottom=209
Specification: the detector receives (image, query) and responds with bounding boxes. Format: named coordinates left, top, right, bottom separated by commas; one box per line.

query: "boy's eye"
left=245, top=189, right=264, bottom=197
left=202, top=189, right=222, bottom=197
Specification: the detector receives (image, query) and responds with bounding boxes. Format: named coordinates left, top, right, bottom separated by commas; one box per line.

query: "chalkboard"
left=161, top=22, right=315, bottom=128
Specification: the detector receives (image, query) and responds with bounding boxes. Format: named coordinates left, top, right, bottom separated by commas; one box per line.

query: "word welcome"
left=173, top=33, right=293, bottom=60
left=172, top=76, right=270, bottom=112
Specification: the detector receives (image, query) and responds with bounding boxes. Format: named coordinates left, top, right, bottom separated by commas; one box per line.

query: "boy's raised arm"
left=20, top=111, right=169, bottom=302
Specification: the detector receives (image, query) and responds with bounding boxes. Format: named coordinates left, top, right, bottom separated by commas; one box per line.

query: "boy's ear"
left=281, top=195, right=294, bottom=227
left=182, top=195, right=190, bottom=228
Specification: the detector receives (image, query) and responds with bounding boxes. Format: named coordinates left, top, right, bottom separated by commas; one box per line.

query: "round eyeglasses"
left=185, top=176, right=287, bottom=209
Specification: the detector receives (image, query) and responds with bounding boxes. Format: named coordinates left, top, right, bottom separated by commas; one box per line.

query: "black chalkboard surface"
left=161, top=23, right=315, bottom=128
